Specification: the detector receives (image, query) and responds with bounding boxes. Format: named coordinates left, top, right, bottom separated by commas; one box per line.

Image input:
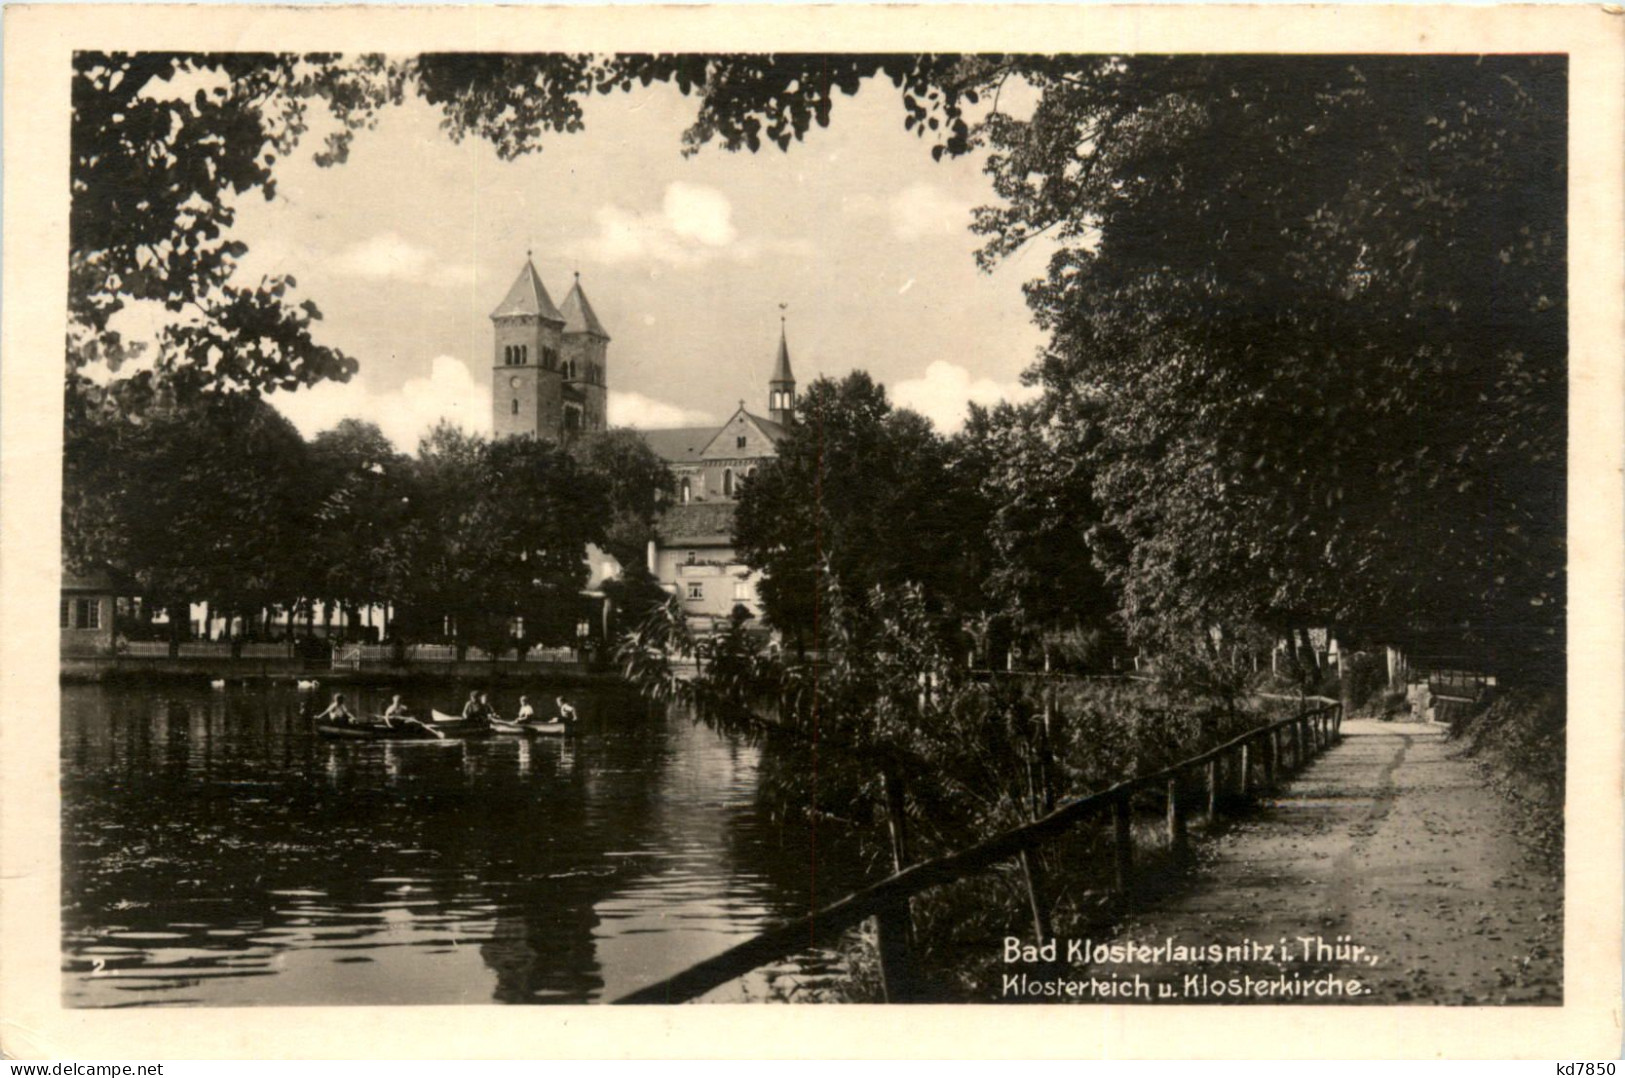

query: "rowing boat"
left=315, top=721, right=444, bottom=741
left=488, top=718, right=570, bottom=737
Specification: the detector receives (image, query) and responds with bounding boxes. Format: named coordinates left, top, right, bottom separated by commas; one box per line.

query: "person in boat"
left=382, top=694, right=411, bottom=726
left=515, top=695, right=537, bottom=725
left=461, top=689, right=484, bottom=723
left=555, top=696, right=578, bottom=724
left=477, top=691, right=499, bottom=725
left=314, top=692, right=356, bottom=726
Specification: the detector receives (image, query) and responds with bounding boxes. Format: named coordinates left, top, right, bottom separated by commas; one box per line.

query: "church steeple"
left=768, top=310, right=796, bottom=425
left=491, top=255, right=566, bottom=324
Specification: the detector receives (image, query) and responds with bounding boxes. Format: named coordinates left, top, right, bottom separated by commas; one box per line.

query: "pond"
left=60, top=681, right=863, bottom=1006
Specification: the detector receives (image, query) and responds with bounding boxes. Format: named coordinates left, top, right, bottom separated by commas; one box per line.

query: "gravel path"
left=1098, top=718, right=1562, bottom=1005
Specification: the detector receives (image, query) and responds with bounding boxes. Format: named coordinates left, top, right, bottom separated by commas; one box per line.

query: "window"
left=685, top=550, right=697, bottom=565
left=544, top=347, right=557, bottom=370
left=686, top=583, right=704, bottom=601
left=747, top=467, right=757, bottom=479
left=680, top=478, right=691, bottom=504
left=736, top=435, right=747, bottom=449
left=59, top=598, right=71, bottom=629
left=77, top=598, right=99, bottom=630
left=723, top=469, right=734, bottom=497
left=733, top=581, right=751, bottom=601
left=511, top=399, right=520, bottom=415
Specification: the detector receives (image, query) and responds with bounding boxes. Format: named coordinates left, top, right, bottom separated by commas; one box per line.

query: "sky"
left=147, top=67, right=1053, bottom=451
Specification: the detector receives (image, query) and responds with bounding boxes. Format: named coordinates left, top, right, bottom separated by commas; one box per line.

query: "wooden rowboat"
left=315, top=721, right=444, bottom=742
left=488, top=718, right=571, bottom=737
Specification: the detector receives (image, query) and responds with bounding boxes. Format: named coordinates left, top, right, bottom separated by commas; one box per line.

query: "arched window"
left=747, top=466, right=757, bottom=479
left=680, top=478, right=691, bottom=504
left=520, top=345, right=528, bottom=364
left=723, top=468, right=734, bottom=497
left=511, top=399, right=519, bottom=415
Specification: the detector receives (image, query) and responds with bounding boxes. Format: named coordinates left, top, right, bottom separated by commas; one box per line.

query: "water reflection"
left=62, top=682, right=861, bottom=1006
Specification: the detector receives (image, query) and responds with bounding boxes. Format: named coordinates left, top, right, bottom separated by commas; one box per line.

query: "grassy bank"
left=1449, top=688, right=1565, bottom=867
left=791, top=679, right=1311, bottom=1002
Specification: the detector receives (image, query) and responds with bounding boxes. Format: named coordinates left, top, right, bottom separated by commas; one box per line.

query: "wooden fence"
left=616, top=699, right=1343, bottom=1004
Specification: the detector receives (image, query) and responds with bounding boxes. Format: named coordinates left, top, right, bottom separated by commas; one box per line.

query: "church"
left=489, top=256, right=797, bottom=627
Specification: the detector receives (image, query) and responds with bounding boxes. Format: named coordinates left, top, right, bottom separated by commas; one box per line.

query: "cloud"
left=270, top=354, right=485, bottom=453
left=609, top=390, right=714, bottom=429
left=327, top=232, right=475, bottom=287
left=662, top=183, right=738, bottom=247
left=573, top=182, right=747, bottom=266
left=890, top=360, right=1041, bottom=434
left=888, top=183, right=976, bottom=241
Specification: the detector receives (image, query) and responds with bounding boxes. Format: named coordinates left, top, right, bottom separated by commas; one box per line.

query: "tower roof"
left=770, top=323, right=795, bottom=385
left=490, top=259, right=565, bottom=323
left=560, top=275, right=611, bottom=339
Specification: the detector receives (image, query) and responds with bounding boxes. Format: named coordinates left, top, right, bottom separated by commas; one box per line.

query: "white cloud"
left=889, top=183, right=976, bottom=241
left=891, top=360, right=1041, bottom=434
left=609, top=390, right=714, bottom=429
left=573, top=182, right=748, bottom=266
left=662, top=182, right=738, bottom=247
left=270, top=354, right=485, bottom=453
left=326, top=232, right=475, bottom=288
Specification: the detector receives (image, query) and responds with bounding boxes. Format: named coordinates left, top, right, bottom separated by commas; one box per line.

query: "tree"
left=953, top=398, right=1116, bottom=667
left=307, top=419, right=415, bottom=637
left=968, top=56, right=1565, bottom=681
left=68, top=53, right=406, bottom=402
left=64, top=393, right=314, bottom=648
left=399, top=424, right=610, bottom=656
left=733, top=372, right=986, bottom=646
left=570, top=428, right=676, bottom=572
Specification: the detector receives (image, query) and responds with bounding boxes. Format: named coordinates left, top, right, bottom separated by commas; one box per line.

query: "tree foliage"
left=733, top=372, right=985, bottom=646
left=970, top=56, right=1565, bottom=679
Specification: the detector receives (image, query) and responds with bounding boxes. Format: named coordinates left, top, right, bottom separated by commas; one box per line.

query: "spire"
left=560, top=274, right=611, bottom=339
left=771, top=312, right=794, bottom=386
left=768, top=308, right=797, bottom=426
left=490, top=257, right=565, bottom=323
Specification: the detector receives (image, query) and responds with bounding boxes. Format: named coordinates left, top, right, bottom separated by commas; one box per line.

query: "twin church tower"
left=490, top=256, right=797, bottom=441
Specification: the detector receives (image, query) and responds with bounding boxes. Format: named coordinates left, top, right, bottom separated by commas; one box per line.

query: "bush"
left=1343, top=651, right=1387, bottom=711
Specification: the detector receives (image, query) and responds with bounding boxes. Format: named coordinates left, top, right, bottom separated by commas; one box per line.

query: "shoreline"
left=60, top=657, right=629, bottom=689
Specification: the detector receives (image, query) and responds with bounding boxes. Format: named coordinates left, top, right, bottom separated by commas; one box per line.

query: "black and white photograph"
left=4, top=2, right=1622, bottom=1060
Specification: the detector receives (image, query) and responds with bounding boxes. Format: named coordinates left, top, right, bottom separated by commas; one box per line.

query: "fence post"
left=1112, top=792, right=1134, bottom=894
left=1263, top=731, right=1277, bottom=789
left=1205, top=759, right=1218, bottom=822
left=1237, top=744, right=1250, bottom=797
left=872, top=767, right=918, bottom=1003
left=1166, top=777, right=1188, bottom=856
left=1019, top=849, right=1053, bottom=944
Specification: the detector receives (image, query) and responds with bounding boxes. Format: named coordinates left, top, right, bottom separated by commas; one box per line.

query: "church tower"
left=491, top=256, right=566, bottom=441
left=768, top=316, right=797, bottom=426
left=560, top=273, right=611, bottom=433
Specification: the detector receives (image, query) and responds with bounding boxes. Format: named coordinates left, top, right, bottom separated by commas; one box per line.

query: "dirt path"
left=1101, top=718, right=1562, bottom=1004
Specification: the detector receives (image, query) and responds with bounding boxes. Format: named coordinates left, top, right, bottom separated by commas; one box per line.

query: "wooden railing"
left=615, top=699, right=1343, bottom=1004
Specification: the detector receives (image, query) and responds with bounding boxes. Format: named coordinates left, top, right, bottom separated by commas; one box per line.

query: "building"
left=61, top=568, right=118, bottom=656
left=486, top=256, right=798, bottom=628
left=636, top=324, right=796, bottom=626
left=491, top=257, right=610, bottom=441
